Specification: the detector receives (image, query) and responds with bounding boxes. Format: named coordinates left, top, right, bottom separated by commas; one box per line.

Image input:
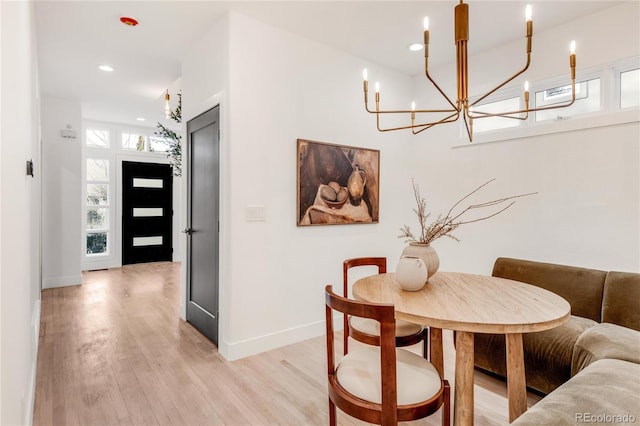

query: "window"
left=456, top=56, right=639, bottom=145
left=471, top=97, right=521, bottom=134
left=149, top=135, right=170, bottom=153
left=86, top=128, right=109, bottom=148
left=535, top=78, right=601, bottom=122
left=620, top=68, right=640, bottom=109
left=122, top=133, right=147, bottom=151
left=86, top=158, right=109, bottom=181
left=85, top=158, right=110, bottom=256
left=86, top=184, right=108, bottom=205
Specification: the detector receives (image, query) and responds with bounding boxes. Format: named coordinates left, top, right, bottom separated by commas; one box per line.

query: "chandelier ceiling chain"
left=363, top=1, right=577, bottom=142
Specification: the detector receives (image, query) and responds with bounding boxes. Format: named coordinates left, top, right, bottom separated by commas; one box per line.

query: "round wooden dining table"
left=352, top=272, right=570, bottom=426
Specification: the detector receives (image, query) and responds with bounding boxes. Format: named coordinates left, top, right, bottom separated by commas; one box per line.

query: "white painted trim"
left=42, top=274, right=83, bottom=289
left=453, top=108, right=639, bottom=147
left=220, top=318, right=329, bottom=361
left=25, top=299, right=41, bottom=426
left=32, top=299, right=40, bottom=346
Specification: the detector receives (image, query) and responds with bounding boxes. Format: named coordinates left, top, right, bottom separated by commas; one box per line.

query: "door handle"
left=182, top=228, right=193, bottom=235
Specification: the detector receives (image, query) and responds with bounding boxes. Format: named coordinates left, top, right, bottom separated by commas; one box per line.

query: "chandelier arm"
left=463, top=109, right=473, bottom=142
left=371, top=108, right=458, bottom=114
left=377, top=112, right=459, bottom=133
left=425, top=69, right=460, bottom=111
left=470, top=80, right=575, bottom=119
left=411, top=111, right=461, bottom=134
left=470, top=110, right=529, bottom=121
left=423, top=11, right=460, bottom=112
left=516, top=90, right=576, bottom=114
left=470, top=53, right=531, bottom=108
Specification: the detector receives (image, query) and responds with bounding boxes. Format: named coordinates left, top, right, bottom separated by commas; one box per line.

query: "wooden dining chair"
left=325, top=285, right=450, bottom=426
left=343, top=257, right=428, bottom=358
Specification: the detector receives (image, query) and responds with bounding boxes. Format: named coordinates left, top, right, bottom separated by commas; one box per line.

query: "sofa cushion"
left=572, top=322, right=640, bottom=375
left=602, top=271, right=640, bottom=331
left=511, top=359, right=640, bottom=425
left=474, top=315, right=597, bottom=394
left=492, top=257, right=606, bottom=322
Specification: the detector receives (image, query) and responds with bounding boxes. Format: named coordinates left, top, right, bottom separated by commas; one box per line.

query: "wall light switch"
left=245, top=206, right=266, bottom=222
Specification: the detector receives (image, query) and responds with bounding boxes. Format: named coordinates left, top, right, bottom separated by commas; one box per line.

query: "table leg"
left=506, top=333, right=528, bottom=422
left=454, top=331, right=474, bottom=426
left=430, top=327, right=444, bottom=378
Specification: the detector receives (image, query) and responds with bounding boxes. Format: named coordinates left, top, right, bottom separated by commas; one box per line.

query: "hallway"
left=33, top=262, right=333, bottom=425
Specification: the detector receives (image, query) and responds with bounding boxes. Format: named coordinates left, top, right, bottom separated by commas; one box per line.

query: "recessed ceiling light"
left=98, top=65, right=114, bottom=72
left=136, top=117, right=145, bottom=122
left=408, top=43, right=424, bottom=52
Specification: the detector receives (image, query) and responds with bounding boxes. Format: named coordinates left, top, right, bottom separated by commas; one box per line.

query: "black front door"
left=122, top=161, right=173, bottom=265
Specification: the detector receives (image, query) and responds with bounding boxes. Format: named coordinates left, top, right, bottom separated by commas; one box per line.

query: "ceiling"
left=34, top=0, right=622, bottom=127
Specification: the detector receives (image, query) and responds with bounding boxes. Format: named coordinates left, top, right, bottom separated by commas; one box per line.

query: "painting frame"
left=296, top=139, right=380, bottom=226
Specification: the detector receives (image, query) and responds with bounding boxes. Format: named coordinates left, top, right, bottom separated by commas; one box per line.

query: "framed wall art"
left=297, top=139, right=380, bottom=226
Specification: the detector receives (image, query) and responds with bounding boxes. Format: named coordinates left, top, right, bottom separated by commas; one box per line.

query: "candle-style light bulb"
left=375, top=82, right=380, bottom=93
left=411, top=101, right=416, bottom=111
left=570, top=40, right=576, bottom=55
left=525, top=5, right=532, bottom=22
left=524, top=81, right=530, bottom=92
left=164, top=90, right=171, bottom=119
left=363, top=68, right=368, bottom=81
left=423, top=16, right=429, bottom=31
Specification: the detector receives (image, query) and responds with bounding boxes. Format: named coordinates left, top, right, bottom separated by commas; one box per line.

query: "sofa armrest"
left=572, top=322, right=640, bottom=376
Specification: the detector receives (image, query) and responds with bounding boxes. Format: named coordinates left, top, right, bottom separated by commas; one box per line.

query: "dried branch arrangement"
left=399, top=178, right=536, bottom=245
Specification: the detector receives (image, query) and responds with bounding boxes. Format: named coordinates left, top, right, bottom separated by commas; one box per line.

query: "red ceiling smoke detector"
left=120, top=16, right=139, bottom=26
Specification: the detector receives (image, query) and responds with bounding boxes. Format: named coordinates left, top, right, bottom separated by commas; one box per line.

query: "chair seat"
left=349, top=316, right=423, bottom=337
left=336, top=346, right=442, bottom=406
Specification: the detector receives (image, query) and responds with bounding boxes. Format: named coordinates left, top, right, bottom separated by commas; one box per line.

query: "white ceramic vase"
left=401, top=243, right=440, bottom=282
left=396, top=256, right=428, bottom=291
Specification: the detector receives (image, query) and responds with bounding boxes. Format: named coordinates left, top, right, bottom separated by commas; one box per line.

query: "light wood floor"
left=33, top=262, right=541, bottom=426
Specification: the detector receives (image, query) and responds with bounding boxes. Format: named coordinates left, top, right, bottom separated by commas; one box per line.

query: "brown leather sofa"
left=473, top=258, right=640, bottom=425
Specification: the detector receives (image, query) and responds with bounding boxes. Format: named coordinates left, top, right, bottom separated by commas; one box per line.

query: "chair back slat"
left=342, top=257, right=388, bottom=355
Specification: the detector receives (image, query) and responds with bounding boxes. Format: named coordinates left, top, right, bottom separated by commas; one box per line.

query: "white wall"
left=0, top=1, right=42, bottom=424
left=182, top=3, right=639, bottom=362
left=180, top=13, right=230, bottom=323
left=183, top=11, right=417, bottom=360
left=408, top=1, right=640, bottom=274
left=41, top=96, right=82, bottom=288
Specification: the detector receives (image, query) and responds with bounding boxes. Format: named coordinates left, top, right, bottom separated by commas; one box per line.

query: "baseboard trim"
left=42, top=274, right=83, bottom=289
left=220, top=319, right=327, bottom=361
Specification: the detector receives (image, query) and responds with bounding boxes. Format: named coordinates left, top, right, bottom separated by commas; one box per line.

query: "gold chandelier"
left=362, top=1, right=577, bottom=142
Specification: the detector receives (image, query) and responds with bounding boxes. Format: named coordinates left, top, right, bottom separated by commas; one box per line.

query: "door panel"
left=186, top=106, right=220, bottom=344
left=122, top=162, right=173, bottom=265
